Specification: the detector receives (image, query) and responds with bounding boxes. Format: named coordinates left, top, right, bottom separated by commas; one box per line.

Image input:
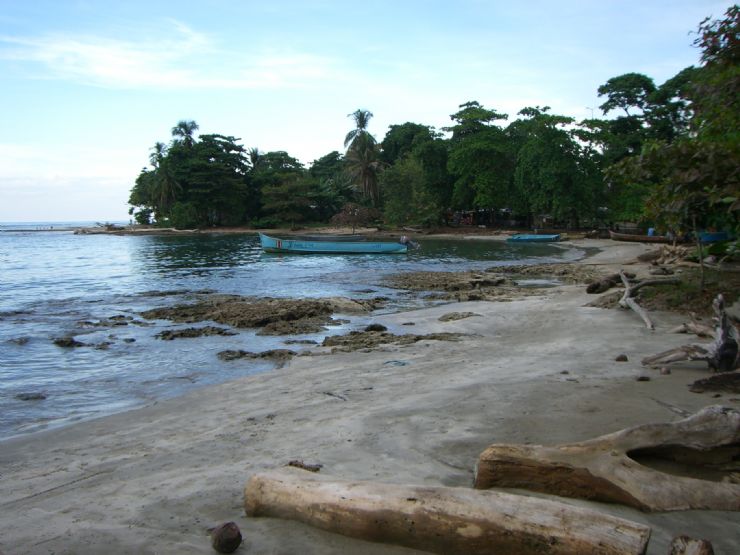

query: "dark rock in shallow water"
left=210, top=521, right=242, bottom=553
left=217, top=349, right=297, bottom=362
left=53, top=336, right=86, bottom=348
left=322, top=331, right=467, bottom=353
left=140, top=295, right=386, bottom=336
left=16, top=392, right=46, bottom=401
left=155, top=326, right=237, bottom=340
left=9, top=337, right=30, bottom=345
left=438, top=312, right=480, bottom=322
left=364, top=323, right=387, bottom=332
left=257, top=319, right=327, bottom=336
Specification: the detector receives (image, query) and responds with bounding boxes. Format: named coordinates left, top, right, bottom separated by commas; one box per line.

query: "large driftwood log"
left=474, top=405, right=740, bottom=512
left=642, top=294, right=739, bottom=371
left=245, top=468, right=651, bottom=555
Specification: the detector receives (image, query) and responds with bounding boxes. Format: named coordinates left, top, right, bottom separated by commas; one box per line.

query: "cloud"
left=0, top=20, right=338, bottom=90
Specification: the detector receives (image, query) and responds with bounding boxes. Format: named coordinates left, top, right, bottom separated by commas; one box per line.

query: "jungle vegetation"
left=129, top=6, right=738, bottom=236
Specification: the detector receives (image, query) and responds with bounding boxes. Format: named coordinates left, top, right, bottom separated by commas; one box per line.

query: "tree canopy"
left=129, top=8, right=737, bottom=234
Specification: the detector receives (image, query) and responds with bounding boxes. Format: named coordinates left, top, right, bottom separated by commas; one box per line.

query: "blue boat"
left=258, top=232, right=410, bottom=254
left=506, top=234, right=561, bottom=243
left=698, top=231, right=730, bottom=243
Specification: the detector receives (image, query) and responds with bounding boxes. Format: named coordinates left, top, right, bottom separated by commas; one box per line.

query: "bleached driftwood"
left=669, top=535, right=715, bottom=555
left=642, top=294, right=739, bottom=372
left=618, top=271, right=680, bottom=330
left=474, top=405, right=740, bottom=512
left=244, top=468, right=651, bottom=555
left=586, top=271, right=635, bottom=294
left=668, top=312, right=714, bottom=338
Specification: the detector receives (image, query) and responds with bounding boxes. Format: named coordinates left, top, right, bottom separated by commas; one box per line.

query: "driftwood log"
left=244, top=468, right=651, bottom=555
left=474, top=405, right=740, bottom=512
left=642, top=294, right=740, bottom=371
left=668, top=313, right=714, bottom=338
left=669, top=536, right=715, bottom=555
left=618, top=271, right=681, bottom=330
left=586, top=271, right=635, bottom=294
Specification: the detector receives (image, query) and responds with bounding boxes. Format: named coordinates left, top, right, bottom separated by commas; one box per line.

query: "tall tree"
left=380, top=122, right=435, bottom=165
left=344, top=109, right=382, bottom=206
left=598, top=73, right=657, bottom=117
left=607, top=6, right=739, bottom=286
left=345, top=133, right=382, bottom=207
left=171, top=120, right=199, bottom=148
left=446, top=101, right=511, bottom=209
left=149, top=142, right=167, bottom=169
left=344, top=109, right=375, bottom=149
left=512, top=107, right=599, bottom=227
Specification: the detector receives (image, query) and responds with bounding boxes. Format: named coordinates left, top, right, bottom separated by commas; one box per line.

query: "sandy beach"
left=1, top=238, right=738, bottom=554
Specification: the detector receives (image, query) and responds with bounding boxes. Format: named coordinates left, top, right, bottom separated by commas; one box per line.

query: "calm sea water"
left=0, top=224, right=583, bottom=439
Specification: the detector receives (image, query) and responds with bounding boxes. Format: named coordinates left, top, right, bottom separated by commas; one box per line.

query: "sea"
left=0, top=222, right=584, bottom=440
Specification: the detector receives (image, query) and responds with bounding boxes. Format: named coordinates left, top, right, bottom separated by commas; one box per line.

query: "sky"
left=0, top=0, right=730, bottom=222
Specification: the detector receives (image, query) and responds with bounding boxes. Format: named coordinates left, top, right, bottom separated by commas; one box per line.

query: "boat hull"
left=609, top=230, right=676, bottom=243
left=258, top=233, right=408, bottom=254
left=698, top=231, right=730, bottom=243
left=507, top=234, right=560, bottom=243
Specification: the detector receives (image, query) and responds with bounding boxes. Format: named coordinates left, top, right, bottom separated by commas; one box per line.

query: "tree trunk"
left=693, top=215, right=705, bottom=291
left=244, top=468, right=651, bottom=555
left=474, top=405, right=740, bottom=512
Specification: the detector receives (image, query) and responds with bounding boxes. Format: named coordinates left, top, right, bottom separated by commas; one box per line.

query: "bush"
left=249, top=216, right=283, bottom=229
left=169, top=202, right=200, bottom=229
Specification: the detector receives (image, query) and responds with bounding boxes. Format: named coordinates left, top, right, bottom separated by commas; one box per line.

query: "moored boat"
left=507, top=234, right=560, bottom=243
left=698, top=231, right=731, bottom=243
left=258, top=232, right=410, bottom=254
left=609, top=230, right=677, bottom=244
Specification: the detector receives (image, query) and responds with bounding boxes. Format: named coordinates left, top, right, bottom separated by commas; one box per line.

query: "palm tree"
left=171, top=120, right=199, bottom=148
left=344, top=109, right=375, bottom=149
left=344, top=109, right=382, bottom=205
left=149, top=142, right=167, bottom=169
left=247, top=147, right=263, bottom=172
left=153, top=158, right=181, bottom=217
left=345, top=133, right=382, bottom=207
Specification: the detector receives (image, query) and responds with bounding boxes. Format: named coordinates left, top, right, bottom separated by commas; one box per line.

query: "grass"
left=638, top=266, right=740, bottom=317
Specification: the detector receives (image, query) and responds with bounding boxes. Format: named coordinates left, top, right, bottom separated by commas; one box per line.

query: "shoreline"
left=1, top=240, right=738, bottom=554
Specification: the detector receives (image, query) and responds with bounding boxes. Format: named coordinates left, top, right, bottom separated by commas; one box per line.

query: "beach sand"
left=1, top=239, right=738, bottom=554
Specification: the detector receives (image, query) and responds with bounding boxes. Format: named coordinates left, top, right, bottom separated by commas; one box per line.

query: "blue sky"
left=0, top=0, right=729, bottom=221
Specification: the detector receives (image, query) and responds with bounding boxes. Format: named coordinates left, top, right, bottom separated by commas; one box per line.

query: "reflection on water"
left=0, top=231, right=582, bottom=439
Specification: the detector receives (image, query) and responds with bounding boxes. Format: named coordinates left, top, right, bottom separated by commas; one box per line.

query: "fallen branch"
left=245, top=468, right=651, bottom=555
left=642, top=294, right=739, bottom=372
left=617, top=271, right=681, bottom=330
left=668, top=319, right=715, bottom=338
left=642, top=345, right=710, bottom=367
left=586, top=271, right=635, bottom=294
left=474, top=405, right=740, bottom=512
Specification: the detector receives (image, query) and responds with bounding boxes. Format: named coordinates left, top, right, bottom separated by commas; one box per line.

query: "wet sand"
left=0, top=239, right=738, bottom=554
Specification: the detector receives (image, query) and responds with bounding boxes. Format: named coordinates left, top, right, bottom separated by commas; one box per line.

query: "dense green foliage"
left=607, top=5, right=739, bottom=236
left=129, top=7, right=738, bottom=233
